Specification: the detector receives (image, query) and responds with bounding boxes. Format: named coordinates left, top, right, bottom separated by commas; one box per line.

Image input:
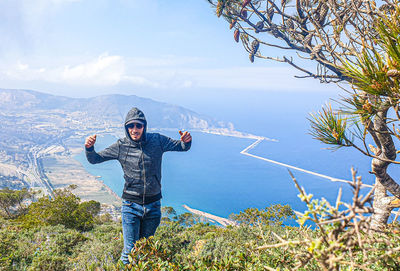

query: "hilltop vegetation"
left=1, top=177, right=400, bottom=271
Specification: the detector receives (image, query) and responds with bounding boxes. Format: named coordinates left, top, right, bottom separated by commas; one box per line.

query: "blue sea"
left=74, top=90, right=399, bottom=218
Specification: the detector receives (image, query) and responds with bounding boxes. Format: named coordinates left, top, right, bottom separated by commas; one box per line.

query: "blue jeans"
left=120, top=199, right=161, bottom=264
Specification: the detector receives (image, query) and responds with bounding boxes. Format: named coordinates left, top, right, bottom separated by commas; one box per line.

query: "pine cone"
left=234, top=29, right=240, bottom=42
left=251, top=40, right=260, bottom=54
left=249, top=53, right=255, bottom=63
left=230, top=19, right=237, bottom=29
left=216, top=0, right=224, bottom=17
left=242, top=0, right=251, bottom=8
left=319, top=4, right=329, bottom=25
left=255, top=21, right=264, bottom=33
left=241, top=9, right=248, bottom=19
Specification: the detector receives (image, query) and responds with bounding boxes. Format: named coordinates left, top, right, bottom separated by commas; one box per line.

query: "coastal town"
left=0, top=89, right=264, bottom=222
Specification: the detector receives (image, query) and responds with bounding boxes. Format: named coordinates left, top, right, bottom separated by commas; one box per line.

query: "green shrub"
left=28, top=251, right=68, bottom=271
left=0, top=188, right=32, bottom=218
left=123, top=205, right=298, bottom=270
left=2, top=180, right=400, bottom=271
left=72, top=222, right=123, bottom=271
left=20, top=186, right=100, bottom=231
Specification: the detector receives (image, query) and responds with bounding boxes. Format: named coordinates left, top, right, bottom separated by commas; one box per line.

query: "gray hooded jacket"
left=85, top=107, right=191, bottom=204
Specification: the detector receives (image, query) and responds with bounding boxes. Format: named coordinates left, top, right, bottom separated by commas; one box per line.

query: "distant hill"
left=0, top=88, right=236, bottom=190
left=0, top=88, right=236, bottom=170
left=0, top=88, right=234, bottom=130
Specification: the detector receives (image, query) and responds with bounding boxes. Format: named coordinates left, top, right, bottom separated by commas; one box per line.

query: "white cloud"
left=123, top=75, right=160, bottom=88
left=17, top=62, right=29, bottom=71
left=0, top=53, right=335, bottom=92
left=3, top=63, right=45, bottom=80
left=0, top=53, right=157, bottom=88
left=62, top=53, right=124, bottom=86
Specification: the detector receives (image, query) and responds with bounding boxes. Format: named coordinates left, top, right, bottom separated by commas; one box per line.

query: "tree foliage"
left=20, top=185, right=101, bottom=231
left=1, top=182, right=400, bottom=270
left=207, top=0, right=400, bottom=229
left=0, top=188, right=33, bottom=218
left=230, top=203, right=294, bottom=226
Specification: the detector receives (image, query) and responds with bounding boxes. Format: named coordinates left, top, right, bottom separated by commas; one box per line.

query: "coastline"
left=183, top=204, right=238, bottom=227
left=153, top=127, right=278, bottom=142
left=36, top=128, right=274, bottom=211
left=42, top=145, right=121, bottom=207
left=65, top=129, right=275, bottom=209
left=94, top=176, right=122, bottom=203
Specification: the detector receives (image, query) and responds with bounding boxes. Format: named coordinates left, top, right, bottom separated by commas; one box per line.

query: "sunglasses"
left=126, top=123, right=144, bottom=129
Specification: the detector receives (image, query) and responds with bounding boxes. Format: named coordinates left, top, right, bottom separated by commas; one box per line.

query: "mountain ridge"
left=0, top=88, right=239, bottom=194
left=0, top=88, right=234, bottom=131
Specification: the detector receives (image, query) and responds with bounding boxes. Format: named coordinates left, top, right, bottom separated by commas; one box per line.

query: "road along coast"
left=240, top=139, right=373, bottom=189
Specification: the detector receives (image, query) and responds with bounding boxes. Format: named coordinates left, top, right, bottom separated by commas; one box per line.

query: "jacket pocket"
left=144, top=175, right=161, bottom=196
left=124, top=177, right=143, bottom=195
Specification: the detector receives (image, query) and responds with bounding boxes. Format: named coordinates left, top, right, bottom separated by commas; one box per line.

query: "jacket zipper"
left=140, top=142, right=146, bottom=205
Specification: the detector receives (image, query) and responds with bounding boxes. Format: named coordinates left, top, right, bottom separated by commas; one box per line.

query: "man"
left=84, top=107, right=192, bottom=265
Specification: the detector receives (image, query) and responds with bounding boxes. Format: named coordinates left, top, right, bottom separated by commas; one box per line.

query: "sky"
left=0, top=0, right=339, bottom=103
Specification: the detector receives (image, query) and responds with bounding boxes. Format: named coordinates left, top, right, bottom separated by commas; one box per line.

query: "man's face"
left=127, top=123, right=144, bottom=141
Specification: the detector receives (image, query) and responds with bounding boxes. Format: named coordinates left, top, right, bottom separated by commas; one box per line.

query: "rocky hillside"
left=0, top=89, right=233, bottom=130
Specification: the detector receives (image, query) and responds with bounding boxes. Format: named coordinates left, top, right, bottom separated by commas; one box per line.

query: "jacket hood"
left=124, top=107, right=147, bottom=142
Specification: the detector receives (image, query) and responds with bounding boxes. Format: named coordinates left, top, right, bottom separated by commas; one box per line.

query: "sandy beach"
left=42, top=146, right=121, bottom=207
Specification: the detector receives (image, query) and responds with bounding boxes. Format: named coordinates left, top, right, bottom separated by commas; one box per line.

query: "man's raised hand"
left=85, top=134, right=97, bottom=149
left=179, top=130, right=192, bottom=143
